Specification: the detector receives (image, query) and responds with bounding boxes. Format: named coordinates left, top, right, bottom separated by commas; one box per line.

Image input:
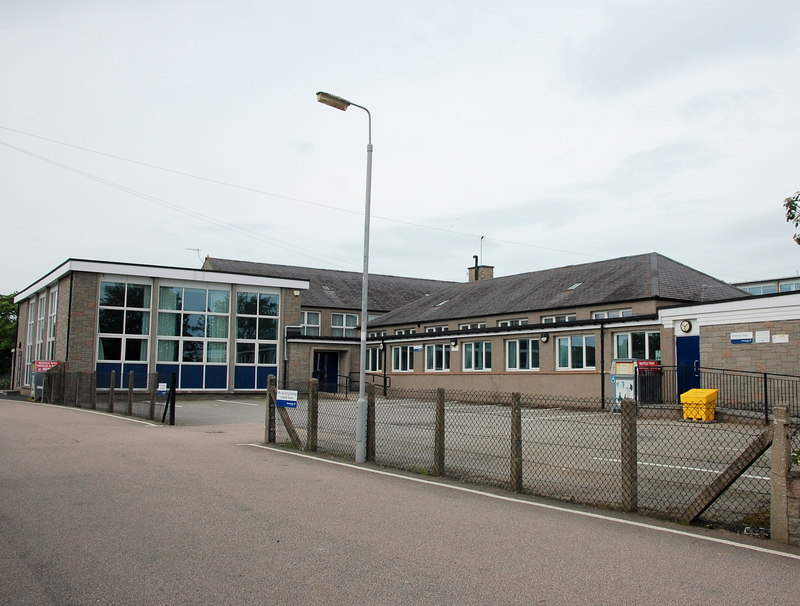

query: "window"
left=557, top=335, right=596, bottom=369
left=392, top=345, right=415, bottom=372
left=593, top=309, right=632, bottom=319
left=331, top=313, right=358, bottom=337
left=25, top=299, right=35, bottom=384
left=157, top=285, right=230, bottom=362
left=498, top=319, right=528, bottom=327
left=46, top=288, right=58, bottom=360
left=395, top=328, right=417, bottom=336
left=368, top=330, right=386, bottom=338
left=425, top=343, right=451, bottom=371
left=426, top=325, right=449, bottom=333
left=615, top=331, right=661, bottom=360
left=459, top=322, right=486, bottom=330
left=506, top=339, right=539, bottom=370
left=98, top=281, right=153, bottom=363
left=301, top=311, right=320, bottom=336
left=780, top=281, right=800, bottom=292
left=235, top=291, right=279, bottom=366
left=463, top=341, right=492, bottom=371
left=35, top=293, right=46, bottom=361
left=366, top=347, right=383, bottom=372
left=542, top=314, right=575, bottom=324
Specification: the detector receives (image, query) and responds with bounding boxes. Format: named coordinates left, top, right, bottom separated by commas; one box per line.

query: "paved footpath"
left=2, top=398, right=800, bottom=606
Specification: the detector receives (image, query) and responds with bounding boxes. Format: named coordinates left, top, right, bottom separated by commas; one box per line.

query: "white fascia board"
left=14, top=259, right=309, bottom=303
left=659, top=294, right=800, bottom=328
left=287, top=338, right=359, bottom=346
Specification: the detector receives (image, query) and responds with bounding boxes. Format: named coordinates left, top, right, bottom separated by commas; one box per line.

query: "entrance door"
left=676, top=336, right=701, bottom=395
left=313, top=351, right=340, bottom=393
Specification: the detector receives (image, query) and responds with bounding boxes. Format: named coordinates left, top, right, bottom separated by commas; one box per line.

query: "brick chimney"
left=468, top=255, right=494, bottom=282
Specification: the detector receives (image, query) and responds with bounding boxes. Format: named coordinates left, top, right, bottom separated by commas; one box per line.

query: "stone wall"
left=700, top=320, right=800, bottom=375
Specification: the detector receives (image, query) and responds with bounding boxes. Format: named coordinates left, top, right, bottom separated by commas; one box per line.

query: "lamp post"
left=317, top=90, right=372, bottom=464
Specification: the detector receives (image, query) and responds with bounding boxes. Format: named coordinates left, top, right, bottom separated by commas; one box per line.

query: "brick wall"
left=700, top=320, right=800, bottom=375
left=67, top=272, right=99, bottom=373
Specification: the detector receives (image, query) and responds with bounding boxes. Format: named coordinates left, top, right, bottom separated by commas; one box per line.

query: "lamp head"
left=316, top=91, right=351, bottom=111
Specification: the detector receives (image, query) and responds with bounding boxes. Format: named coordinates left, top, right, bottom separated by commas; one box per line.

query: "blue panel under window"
left=205, top=365, right=227, bottom=389
left=235, top=365, right=255, bottom=390
left=156, top=364, right=180, bottom=389
left=180, top=365, right=204, bottom=389
left=122, top=363, right=149, bottom=388
left=96, top=363, right=122, bottom=388
left=257, top=366, right=278, bottom=390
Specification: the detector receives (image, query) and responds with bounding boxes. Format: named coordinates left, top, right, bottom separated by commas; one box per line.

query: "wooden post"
left=74, top=373, right=81, bottom=407
left=148, top=373, right=157, bottom=420
left=127, top=371, right=134, bottom=416
left=770, top=404, right=791, bottom=543
left=108, top=371, right=116, bottom=413
left=367, top=382, right=376, bottom=462
left=266, top=375, right=276, bottom=444
left=434, top=388, right=446, bottom=476
left=91, top=372, right=97, bottom=410
left=510, top=392, right=523, bottom=492
left=620, top=399, right=638, bottom=512
left=308, top=379, right=319, bottom=452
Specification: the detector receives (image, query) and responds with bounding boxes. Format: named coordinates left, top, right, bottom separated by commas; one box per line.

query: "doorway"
left=675, top=336, right=701, bottom=395
left=313, top=351, right=340, bottom=393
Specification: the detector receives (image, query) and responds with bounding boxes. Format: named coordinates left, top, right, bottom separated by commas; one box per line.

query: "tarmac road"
left=2, top=398, right=800, bottom=606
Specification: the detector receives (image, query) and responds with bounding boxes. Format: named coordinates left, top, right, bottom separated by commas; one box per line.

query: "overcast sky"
left=2, top=0, right=799, bottom=294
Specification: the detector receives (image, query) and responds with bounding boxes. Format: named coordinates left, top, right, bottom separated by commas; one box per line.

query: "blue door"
left=313, top=351, right=340, bottom=393
left=676, top=336, right=701, bottom=396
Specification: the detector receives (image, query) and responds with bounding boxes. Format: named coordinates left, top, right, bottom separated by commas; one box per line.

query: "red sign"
left=34, top=360, right=61, bottom=372
left=636, top=360, right=660, bottom=368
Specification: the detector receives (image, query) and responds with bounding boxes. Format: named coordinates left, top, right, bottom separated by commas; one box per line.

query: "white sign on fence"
left=276, top=389, right=298, bottom=408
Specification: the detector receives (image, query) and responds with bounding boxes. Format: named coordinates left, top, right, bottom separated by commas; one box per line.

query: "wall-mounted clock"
left=680, top=320, right=693, bottom=333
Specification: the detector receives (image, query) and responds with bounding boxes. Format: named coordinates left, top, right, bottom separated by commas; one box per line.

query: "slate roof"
left=201, top=257, right=456, bottom=312
left=369, top=253, right=750, bottom=327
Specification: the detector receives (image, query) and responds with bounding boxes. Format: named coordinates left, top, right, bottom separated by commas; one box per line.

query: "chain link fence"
left=271, top=378, right=799, bottom=533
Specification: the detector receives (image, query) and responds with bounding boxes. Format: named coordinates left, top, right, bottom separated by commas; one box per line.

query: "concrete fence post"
left=434, top=388, right=446, bottom=476
left=511, top=392, right=523, bottom=493
left=367, top=382, right=376, bottom=462
left=308, top=379, right=319, bottom=453
left=108, top=371, right=116, bottom=413
left=126, top=371, right=134, bottom=416
left=266, top=375, right=276, bottom=444
left=770, top=404, right=791, bottom=543
left=621, top=399, right=638, bottom=512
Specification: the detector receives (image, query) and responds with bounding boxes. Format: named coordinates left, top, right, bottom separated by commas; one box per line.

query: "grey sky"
left=2, top=0, right=799, bottom=294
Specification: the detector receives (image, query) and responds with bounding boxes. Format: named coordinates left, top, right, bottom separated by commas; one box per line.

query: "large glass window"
left=506, top=339, right=539, bottom=370
left=97, top=281, right=152, bottom=363
left=615, top=331, right=661, bottom=360
left=46, top=288, right=58, bottom=360
left=234, top=291, right=280, bottom=379
left=425, top=343, right=451, bottom=372
left=463, top=341, right=492, bottom=371
left=557, top=335, right=596, bottom=369
left=367, top=347, right=383, bottom=372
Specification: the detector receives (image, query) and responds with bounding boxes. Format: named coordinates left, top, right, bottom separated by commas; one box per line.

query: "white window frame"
left=614, top=331, right=661, bottom=361
left=556, top=335, right=596, bottom=370
left=395, top=328, right=417, bottom=336
left=463, top=341, right=492, bottom=371
left=35, top=293, right=46, bottom=361
left=542, top=314, right=576, bottom=324
left=392, top=345, right=415, bottom=372
left=498, top=319, right=528, bottom=327
left=331, top=312, right=358, bottom=337
left=425, top=343, right=451, bottom=372
left=301, top=311, right=321, bottom=336
left=46, top=288, right=58, bottom=360
left=459, top=322, right=486, bottom=330
left=366, top=346, right=383, bottom=372
left=593, top=309, right=632, bottom=319
left=25, top=298, right=35, bottom=385
left=506, top=338, right=539, bottom=371
left=426, top=325, right=449, bottom=333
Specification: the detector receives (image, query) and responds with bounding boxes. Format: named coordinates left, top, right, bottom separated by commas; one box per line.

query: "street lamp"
left=317, top=90, right=372, bottom=464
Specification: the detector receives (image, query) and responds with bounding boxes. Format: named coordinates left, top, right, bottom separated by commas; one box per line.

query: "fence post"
left=266, top=375, right=276, bottom=444
left=621, top=399, right=638, bottom=512
left=770, top=404, right=791, bottom=543
left=148, top=372, right=157, bottom=420
left=308, top=379, right=319, bottom=453
left=366, top=382, right=376, bottom=462
left=108, top=370, right=116, bottom=413
left=91, top=372, right=97, bottom=410
left=74, top=373, right=81, bottom=407
left=127, top=371, right=134, bottom=416
left=434, top=388, right=446, bottom=476
left=510, top=392, right=523, bottom=492
left=168, top=372, right=176, bottom=425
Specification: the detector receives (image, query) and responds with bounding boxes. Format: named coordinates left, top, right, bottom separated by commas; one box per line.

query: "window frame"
left=506, top=338, right=540, bottom=371
left=556, top=335, right=596, bottom=370
left=463, top=341, right=492, bottom=371
left=331, top=312, right=358, bottom=338
left=425, top=343, right=451, bottom=372
left=391, top=345, right=415, bottom=372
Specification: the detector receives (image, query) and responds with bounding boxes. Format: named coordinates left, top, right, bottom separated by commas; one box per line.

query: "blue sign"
left=276, top=389, right=298, bottom=408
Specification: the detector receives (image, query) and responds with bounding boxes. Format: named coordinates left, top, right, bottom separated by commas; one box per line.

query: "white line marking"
left=216, top=399, right=259, bottom=406
left=13, top=401, right=162, bottom=426
left=239, top=443, right=800, bottom=561
left=593, top=457, right=769, bottom=481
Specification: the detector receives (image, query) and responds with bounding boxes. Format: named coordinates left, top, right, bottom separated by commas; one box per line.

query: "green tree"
left=0, top=293, right=18, bottom=384
left=783, top=191, right=800, bottom=244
